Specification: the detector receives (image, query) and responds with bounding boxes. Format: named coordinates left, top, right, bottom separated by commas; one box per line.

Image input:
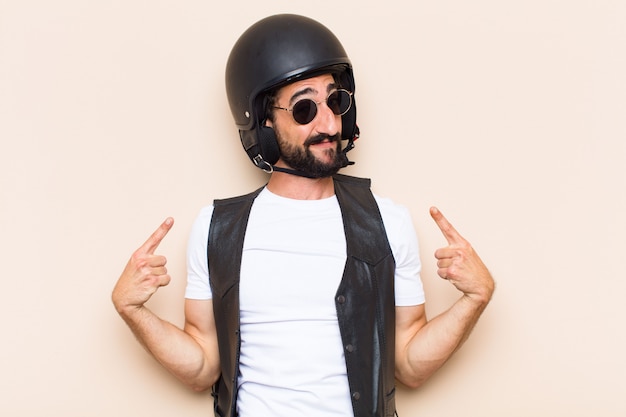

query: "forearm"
left=396, top=295, right=489, bottom=388
left=116, top=305, right=219, bottom=391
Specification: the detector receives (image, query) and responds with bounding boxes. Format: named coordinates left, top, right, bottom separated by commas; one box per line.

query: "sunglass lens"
left=289, top=90, right=352, bottom=124
left=327, top=90, right=351, bottom=115
left=292, top=100, right=317, bottom=124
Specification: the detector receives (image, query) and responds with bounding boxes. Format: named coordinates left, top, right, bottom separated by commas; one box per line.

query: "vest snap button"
left=345, top=344, right=354, bottom=353
left=337, top=295, right=346, bottom=304
left=352, top=391, right=361, bottom=400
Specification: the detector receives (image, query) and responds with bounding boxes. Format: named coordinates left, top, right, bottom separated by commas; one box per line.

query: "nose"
left=315, top=101, right=341, bottom=136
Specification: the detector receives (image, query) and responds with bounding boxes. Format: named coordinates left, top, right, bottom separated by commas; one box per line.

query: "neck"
left=266, top=171, right=335, bottom=200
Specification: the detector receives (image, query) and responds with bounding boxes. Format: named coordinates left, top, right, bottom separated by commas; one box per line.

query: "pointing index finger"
left=139, top=217, right=174, bottom=255
left=430, top=207, right=464, bottom=245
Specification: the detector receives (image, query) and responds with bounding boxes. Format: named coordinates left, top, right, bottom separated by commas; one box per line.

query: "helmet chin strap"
left=270, top=165, right=321, bottom=179
left=253, top=155, right=316, bottom=178
left=265, top=136, right=358, bottom=179
left=253, top=129, right=358, bottom=179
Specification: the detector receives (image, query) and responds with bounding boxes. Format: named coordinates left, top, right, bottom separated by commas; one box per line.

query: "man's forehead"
left=278, top=73, right=336, bottom=100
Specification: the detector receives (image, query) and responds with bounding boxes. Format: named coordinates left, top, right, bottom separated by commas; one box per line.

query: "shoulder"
left=189, top=205, right=215, bottom=244
left=374, top=194, right=413, bottom=232
left=193, top=205, right=214, bottom=226
left=332, top=173, right=371, bottom=188
left=332, top=173, right=412, bottom=228
left=213, top=185, right=265, bottom=207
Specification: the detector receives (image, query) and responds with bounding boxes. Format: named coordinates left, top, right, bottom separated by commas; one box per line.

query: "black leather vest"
left=208, top=174, right=397, bottom=417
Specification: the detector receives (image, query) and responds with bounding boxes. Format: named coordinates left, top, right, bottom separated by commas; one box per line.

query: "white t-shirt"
left=186, top=187, right=424, bottom=417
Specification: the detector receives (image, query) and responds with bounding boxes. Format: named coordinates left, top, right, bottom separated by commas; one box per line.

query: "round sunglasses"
left=273, top=89, right=353, bottom=125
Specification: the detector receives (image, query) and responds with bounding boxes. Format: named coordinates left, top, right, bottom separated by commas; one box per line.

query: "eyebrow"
left=288, top=82, right=338, bottom=106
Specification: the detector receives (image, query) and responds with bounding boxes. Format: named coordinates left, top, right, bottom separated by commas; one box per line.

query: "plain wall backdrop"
left=1, top=0, right=624, bottom=415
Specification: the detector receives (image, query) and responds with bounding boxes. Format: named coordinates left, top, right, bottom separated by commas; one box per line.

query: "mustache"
left=304, top=133, right=341, bottom=147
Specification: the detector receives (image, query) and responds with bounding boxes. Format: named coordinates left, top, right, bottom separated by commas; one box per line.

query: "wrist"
left=462, top=288, right=493, bottom=308
left=112, top=296, right=146, bottom=319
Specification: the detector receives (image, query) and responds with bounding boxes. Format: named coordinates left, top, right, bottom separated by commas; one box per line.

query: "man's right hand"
left=112, top=217, right=174, bottom=314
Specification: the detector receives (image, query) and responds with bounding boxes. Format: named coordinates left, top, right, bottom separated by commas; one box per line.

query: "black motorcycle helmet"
left=225, top=14, right=359, bottom=173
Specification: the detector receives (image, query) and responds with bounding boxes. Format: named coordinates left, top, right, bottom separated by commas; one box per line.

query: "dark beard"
left=277, top=133, right=348, bottom=178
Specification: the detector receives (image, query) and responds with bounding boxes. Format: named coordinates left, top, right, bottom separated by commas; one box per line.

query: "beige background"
left=1, top=0, right=625, bottom=415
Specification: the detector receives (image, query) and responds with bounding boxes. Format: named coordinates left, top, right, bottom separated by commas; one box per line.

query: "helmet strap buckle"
left=253, top=154, right=274, bottom=174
